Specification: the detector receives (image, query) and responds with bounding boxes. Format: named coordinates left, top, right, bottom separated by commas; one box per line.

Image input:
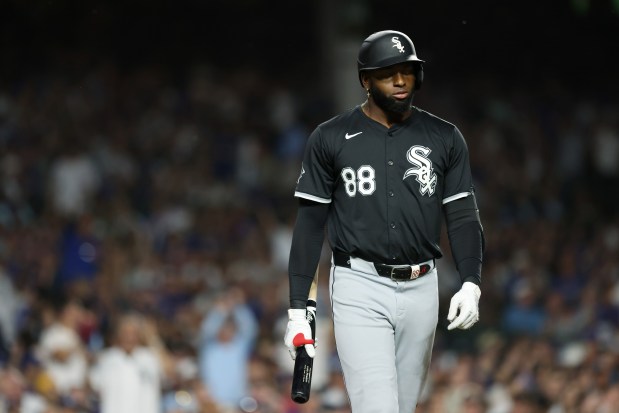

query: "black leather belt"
left=333, top=251, right=434, bottom=281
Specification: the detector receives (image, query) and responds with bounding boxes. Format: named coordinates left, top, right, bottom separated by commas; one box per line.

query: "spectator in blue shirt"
left=198, top=286, right=258, bottom=409
left=502, top=280, right=547, bottom=337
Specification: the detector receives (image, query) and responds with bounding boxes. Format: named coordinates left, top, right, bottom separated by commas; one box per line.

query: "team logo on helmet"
left=391, top=37, right=406, bottom=53
left=403, top=146, right=437, bottom=196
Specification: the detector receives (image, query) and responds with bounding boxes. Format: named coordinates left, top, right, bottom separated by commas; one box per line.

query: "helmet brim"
left=358, top=55, right=425, bottom=73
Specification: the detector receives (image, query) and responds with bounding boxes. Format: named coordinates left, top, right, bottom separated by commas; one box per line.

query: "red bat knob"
left=292, top=333, right=314, bottom=347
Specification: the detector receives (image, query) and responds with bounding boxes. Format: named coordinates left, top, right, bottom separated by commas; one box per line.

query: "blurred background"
left=1, top=1, right=619, bottom=412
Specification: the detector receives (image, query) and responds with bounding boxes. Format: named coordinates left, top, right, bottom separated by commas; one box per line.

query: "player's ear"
left=360, top=73, right=370, bottom=91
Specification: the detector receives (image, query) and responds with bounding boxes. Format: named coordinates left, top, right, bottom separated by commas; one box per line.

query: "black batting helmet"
left=357, top=30, right=425, bottom=90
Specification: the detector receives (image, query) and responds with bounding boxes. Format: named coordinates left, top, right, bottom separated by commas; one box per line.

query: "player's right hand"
left=284, top=309, right=315, bottom=360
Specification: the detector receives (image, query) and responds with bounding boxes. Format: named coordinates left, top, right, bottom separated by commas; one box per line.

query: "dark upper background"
left=2, top=0, right=618, bottom=93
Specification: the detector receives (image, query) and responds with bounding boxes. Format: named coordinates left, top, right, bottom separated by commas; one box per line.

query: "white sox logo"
left=403, top=146, right=437, bottom=196
left=297, top=164, right=305, bottom=184
left=392, top=37, right=405, bottom=53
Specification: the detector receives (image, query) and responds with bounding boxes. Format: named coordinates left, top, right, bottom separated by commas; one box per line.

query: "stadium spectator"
left=197, top=286, right=258, bottom=409
left=89, top=313, right=166, bottom=413
left=35, top=298, right=88, bottom=398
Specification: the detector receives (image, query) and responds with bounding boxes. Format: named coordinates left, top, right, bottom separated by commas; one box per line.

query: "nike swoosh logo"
left=345, top=131, right=363, bottom=140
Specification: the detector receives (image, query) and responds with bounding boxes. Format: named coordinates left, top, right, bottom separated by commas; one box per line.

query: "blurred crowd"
left=0, top=60, right=618, bottom=413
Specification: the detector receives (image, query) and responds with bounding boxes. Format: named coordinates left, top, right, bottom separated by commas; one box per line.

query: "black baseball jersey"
left=294, top=105, right=474, bottom=265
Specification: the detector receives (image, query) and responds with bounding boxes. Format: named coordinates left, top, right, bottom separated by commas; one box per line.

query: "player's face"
left=366, top=63, right=416, bottom=114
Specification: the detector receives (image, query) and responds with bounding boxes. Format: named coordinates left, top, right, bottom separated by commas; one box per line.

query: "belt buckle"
left=389, top=265, right=420, bottom=281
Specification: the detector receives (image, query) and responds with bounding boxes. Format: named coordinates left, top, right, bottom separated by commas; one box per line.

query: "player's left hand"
left=447, top=281, right=481, bottom=330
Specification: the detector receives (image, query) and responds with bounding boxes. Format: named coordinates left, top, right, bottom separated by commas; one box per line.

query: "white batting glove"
left=284, top=309, right=315, bottom=360
left=447, top=282, right=481, bottom=330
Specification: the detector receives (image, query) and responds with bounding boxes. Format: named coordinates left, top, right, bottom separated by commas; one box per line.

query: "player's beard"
left=369, top=84, right=414, bottom=114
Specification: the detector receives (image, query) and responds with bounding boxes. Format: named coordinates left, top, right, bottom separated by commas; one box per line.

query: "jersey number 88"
left=341, top=166, right=376, bottom=197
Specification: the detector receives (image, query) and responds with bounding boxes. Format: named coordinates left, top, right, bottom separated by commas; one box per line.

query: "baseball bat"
left=291, top=272, right=318, bottom=404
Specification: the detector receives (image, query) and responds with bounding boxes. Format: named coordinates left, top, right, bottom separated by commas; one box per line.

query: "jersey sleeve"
left=442, top=126, right=474, bottom=204
left=294, top=127, right=334, bottom=203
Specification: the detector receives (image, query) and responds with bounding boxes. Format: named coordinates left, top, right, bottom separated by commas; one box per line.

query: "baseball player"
left=284, top=30, right=484, bottom=413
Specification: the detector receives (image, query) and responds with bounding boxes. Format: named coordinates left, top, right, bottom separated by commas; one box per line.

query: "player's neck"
left=361, top=100, right=412, bottom=129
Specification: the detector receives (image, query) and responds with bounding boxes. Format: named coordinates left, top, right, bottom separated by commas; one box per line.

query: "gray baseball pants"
left=329, top=255, right=438, bottom=413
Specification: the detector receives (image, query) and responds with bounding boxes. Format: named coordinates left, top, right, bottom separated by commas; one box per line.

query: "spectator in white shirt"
left=36, top=298, right=88, bottom=397
left=89, top=314, right=163, bottom=413
left=48, top=134, right=101, bottom=218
